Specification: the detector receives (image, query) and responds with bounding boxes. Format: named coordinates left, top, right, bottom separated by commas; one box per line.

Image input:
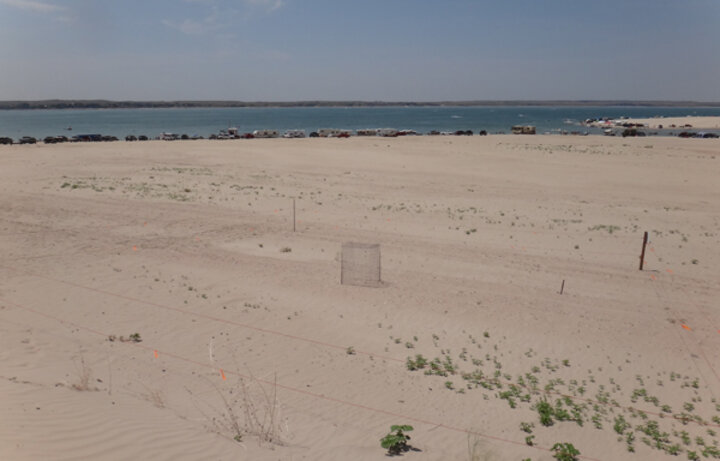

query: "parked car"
left=44, top=136, right=58, bottom=144
left=138, top=135, right=149, bottom=141
left=678, top=132, right=695, bottom=138
left=126, top=135, right=138, bottom=141
left=309, top=132, right=319, bottom=138
left=19, top=136, right=37, bottom=144
left=478, top=130, right=488, bottom=136
left=283, top=130, right=306, bottom=138
left=700, top=132, right=719, bottom=138
left=0, top=137, right=13, bottom=145
left=73, top=134, right=103, bottom=142
left=239, top=133, right=255, bottom=139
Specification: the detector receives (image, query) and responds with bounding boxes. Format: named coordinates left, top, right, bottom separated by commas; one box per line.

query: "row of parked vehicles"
left=677, top=131, right=719, bottom=138
left=617, top=128, right=720, bottom=138
left=201, top=128, right=490, bottom=139
left=0, top=134, right=123, bottom=144
left=6, top=128, right=714, bottom=145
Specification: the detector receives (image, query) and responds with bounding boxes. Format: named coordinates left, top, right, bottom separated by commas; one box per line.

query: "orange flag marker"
left=650, top=274, right=656, bottom=280
left=666, top=269, right=673, bottom=274
left=681, top=324, right=692, bottom=331
left=132, top=245, right=138, bottom=251
left=220, top=369, right=226, bottom=380
left=153, top=350, right=158, bottom=358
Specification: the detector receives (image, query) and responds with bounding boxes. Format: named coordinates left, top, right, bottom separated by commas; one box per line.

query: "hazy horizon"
left=4, top=99, right=720, bottom=106
left=1, top=0, right=719, bottom=102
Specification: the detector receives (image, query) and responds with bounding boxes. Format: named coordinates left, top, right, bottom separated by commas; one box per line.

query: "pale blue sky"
left=1, top=0, right=719, bottom=101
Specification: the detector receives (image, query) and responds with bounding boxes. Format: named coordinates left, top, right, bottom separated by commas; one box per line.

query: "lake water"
left=1, top=106, right=719, bottom=139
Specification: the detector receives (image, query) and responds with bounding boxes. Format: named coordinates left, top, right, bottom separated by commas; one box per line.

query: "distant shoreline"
left=2, top=100, right=720, bottom=110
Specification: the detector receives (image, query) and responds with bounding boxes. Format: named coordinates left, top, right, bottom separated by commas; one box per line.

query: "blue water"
left=1, top=106, right=719, bottom=139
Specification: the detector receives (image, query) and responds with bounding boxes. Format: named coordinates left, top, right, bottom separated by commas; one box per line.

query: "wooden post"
left=639, top=231, right=648, bottom=270
left=560, top=279, right=565, bottom=295
left=293, top=199, right=296, bottom=232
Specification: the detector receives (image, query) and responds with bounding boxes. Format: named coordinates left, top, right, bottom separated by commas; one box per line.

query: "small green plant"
left=536, top=398, right=555, bottom=426
left=679, top=430, right=691, bottom=445
left=525, top=435, right=535, bottom=446
left=380, top=425, right=413, bottom=455
left=520, top=422, right=534, bottom=433
left=614, top=415, right=630, bottom=435
left=406, top=354, right=428, bottom=371
left=551, top=442, right=580, bottom=461
left=626, top=432, right=635, bottom=452
left=280, top=247, right=292, bottom=253
left=346, top=346, right=356, bottom=355
left=129, top=333, right=142, bottom=343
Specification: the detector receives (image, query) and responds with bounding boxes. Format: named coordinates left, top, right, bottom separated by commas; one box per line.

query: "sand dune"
left=1, top=136, right=719, bottom=460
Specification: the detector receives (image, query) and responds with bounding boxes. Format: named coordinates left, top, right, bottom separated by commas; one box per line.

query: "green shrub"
left=380, top=425, right=413, bottom=455
left=551, top=442, right=580, bottom=461
left=536, top=398, right=554, bottom=426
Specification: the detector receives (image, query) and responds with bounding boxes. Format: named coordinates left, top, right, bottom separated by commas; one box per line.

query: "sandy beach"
left=1, top=136, right=719, bottom=460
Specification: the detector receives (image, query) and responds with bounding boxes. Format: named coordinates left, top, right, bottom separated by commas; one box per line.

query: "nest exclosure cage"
left=340, top=242, right=381, bottom=287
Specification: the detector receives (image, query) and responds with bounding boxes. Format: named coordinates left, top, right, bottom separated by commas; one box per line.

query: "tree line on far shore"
left=2, top=100, right=720, bottom=110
